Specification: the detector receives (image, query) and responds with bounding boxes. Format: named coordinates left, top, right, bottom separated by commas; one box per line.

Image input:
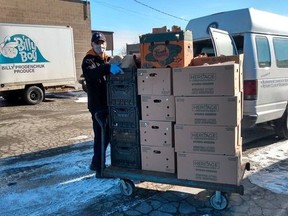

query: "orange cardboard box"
left=140, top=31, right=193, bottom=68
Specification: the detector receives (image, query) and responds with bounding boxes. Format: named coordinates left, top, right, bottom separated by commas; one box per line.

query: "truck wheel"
left=274, top=107, right=288, bottom=139
left=23, top=86, right=44, bottom=105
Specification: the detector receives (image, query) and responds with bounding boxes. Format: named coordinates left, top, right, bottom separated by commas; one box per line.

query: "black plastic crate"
left=111, top=145, right=141, bottom=169
left=107, top=82, right=140, bottom=106
left=110, top=127, right=140, bottom=147
left=109, top=106, right=140, bottom=129
left=108, top=67, right=137, bottom=83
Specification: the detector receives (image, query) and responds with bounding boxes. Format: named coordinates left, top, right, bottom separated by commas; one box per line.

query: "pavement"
left=0, top=91, right=287, bottom=216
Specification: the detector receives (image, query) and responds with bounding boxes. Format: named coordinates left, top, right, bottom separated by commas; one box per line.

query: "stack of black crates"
left=107, top=67, right=142, bottom=169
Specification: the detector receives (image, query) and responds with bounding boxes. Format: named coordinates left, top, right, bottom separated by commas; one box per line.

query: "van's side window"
left=255, top=36, right=271, bottom=68
left=273, top=38, right=288, bottom=68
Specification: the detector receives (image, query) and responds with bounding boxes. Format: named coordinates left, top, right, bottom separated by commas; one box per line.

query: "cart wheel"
left=119, top=179, right=135, bottom=196
left=209, top=191, right=229, bottom=210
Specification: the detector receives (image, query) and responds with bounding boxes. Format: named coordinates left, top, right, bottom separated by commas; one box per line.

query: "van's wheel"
left=23, top=86, right=44, bottom=105
left=274, top=107, right=288, bottom=139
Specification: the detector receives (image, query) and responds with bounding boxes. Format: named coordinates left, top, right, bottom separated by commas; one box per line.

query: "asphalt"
left=0, top=92, right=287, bottom=216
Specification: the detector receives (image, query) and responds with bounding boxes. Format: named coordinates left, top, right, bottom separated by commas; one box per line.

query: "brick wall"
left=0, top=0, right=92, bottom=80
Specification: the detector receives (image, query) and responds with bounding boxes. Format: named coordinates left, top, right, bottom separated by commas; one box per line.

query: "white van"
left=186, top=8, right=288, bottom=139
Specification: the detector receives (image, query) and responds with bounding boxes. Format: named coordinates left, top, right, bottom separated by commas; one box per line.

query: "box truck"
left=186, top=8, right=288, bottom=139
left=0, top=23, right=76, bottom=105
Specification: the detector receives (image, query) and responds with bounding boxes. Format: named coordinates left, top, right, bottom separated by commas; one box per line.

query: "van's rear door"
left=209, top=27, right=238, bottom=56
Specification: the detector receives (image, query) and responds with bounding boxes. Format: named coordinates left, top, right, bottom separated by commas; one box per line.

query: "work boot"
left=95, top=171, right=102, bottom=178
left=89, top=163, right=97, bottom=171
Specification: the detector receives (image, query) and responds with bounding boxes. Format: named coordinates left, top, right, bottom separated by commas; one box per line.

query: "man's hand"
left=110, top=64, right=123, bottom=75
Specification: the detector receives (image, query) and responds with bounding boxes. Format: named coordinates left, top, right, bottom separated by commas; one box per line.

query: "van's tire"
left=274, top=107, right=288, bottom=139
left=23, top=86, right=44, bottom=105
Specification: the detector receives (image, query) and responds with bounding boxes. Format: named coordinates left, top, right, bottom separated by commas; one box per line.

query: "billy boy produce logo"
left=0, top=34, right=49, bottom=73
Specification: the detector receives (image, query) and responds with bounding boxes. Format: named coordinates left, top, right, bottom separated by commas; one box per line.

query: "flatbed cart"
left=96, top=112, right=250, bottom=211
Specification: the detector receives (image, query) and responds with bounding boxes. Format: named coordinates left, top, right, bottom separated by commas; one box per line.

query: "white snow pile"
left=246, top=140, right=288, bottom=195
left=0, top=145, right=118, bottom=216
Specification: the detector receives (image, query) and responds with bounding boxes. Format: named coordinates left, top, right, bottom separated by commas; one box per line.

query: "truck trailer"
left=0, top=23, right=76, bottom=105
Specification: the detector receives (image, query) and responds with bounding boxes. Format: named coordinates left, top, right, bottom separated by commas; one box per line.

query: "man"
left=81, top=32, right=122, bottom=176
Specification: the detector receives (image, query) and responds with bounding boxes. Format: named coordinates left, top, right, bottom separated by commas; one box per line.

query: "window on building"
left=255, top=36, right=271, bottom=68
left=273, top=37, right=288, bottom=68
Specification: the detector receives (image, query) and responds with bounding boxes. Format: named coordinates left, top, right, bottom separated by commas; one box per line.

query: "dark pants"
left=90, top=109, right=110, bottom=172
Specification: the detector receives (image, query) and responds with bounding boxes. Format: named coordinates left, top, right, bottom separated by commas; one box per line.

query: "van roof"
left=186, top=8, right=288, bottom=40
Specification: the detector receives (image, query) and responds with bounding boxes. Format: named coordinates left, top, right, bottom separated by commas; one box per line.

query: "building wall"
left=0, top=0, right=92, bottom=80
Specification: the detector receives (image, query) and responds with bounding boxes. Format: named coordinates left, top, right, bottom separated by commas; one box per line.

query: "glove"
left=110, top=64, right=123, bottom=75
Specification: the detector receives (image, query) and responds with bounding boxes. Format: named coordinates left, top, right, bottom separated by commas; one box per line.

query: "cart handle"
left=95, top=110, right=108, bottom=178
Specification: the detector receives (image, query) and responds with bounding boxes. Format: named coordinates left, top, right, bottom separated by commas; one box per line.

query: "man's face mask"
left=92, top=42, right=106, bottom=54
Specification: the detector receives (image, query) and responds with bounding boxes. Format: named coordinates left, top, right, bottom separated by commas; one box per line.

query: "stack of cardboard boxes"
left=173, top=59, right=244, bottom=185
left=119, top=26, right=244, bottom=186
left=137, top=28, right=193, bottom=174
left=138, top=68, right=175, bottom=173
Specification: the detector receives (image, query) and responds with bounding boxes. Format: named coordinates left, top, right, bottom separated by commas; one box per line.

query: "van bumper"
left=242, top=115, right=258, bottom=128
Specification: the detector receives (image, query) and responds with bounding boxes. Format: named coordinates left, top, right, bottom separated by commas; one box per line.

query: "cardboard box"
left=190, top=54, right=244, bottom=93
left=190, top=55, right=241, bottom=66
left=173, top=64, right=240, bottom=96
left=141, top=95, right=175, bottom=121
left=152, top=26, right=167, bottom=33
left=171, top=25, right=181, bottom=32
left=137, top=68, right=172, bottom=95
left=177, top=152, right=242, bottom=185
left=174, top=125, right=241, bottom=155
left=175, top=94, right=241, bottom=126
left=140, top=31, right=193, bottom=68
left=140, top=120, right=173, bottom=147
left=141, top=146, right=175, bottom=173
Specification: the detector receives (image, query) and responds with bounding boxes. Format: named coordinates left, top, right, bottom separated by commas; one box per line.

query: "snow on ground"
left=75, top=96, right=87, bottom=103
left=246, top=140, right=288, bottom=195
left=0, top=95, right=287, bottom=215
left=0, top=140, right=287, bottom=215
left=0, top=144, right=118, bottom=216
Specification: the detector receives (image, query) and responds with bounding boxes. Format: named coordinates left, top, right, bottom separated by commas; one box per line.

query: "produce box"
left=173, top=63, right=240, bottom=96
left=137, top=68, right=172, bottom=95
left=141, top=95, right=175, bottom=121
left=140, top=120, right=173, bottom=147
left=174, top=124, right=241, bottom=155
left=140, top=31, right=193, bottom=68
left=175, top=94, right=242, bottom=126
left=177, top=152, right=242, bottom=185
left=141, top=146, right=175, bottom=173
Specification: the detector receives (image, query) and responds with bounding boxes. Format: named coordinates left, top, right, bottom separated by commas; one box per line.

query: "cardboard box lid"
left=140, top=31, right=192, bottom=43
